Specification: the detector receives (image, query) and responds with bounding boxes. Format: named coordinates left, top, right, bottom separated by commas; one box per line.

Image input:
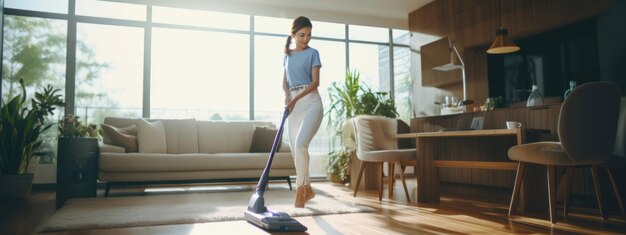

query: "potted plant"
left=56, top=113, right=99, bottom=208
left=0, top=79, right=64, bottom=199
left=325, top=70, right=398, bottom=184
left=58, top=114, right=98, bottom=138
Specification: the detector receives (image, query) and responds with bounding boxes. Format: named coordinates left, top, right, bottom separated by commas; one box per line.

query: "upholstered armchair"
left=507, top=82, right=621, bottom=223
left=352, top=115, right=416, bottom=202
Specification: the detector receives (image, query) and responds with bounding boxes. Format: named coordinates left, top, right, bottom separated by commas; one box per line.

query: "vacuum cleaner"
left=245, top=107, right=308, bottom=232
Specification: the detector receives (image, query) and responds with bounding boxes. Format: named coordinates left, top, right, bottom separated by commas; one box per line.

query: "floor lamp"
left=432, top=44, right=469, bottom=105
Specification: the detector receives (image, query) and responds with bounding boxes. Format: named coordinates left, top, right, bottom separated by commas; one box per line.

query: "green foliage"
left=58, top=114, right=98, bottom=138
left=2, top=16, right=66, bottom=98
left=2, top=15, right=108, bottom=115
left=327, top=146, right=354, bottom=183
left=2, top=16, right=109, bottom=163
left=0, top=79, right=65, bottom=175
left=325, top=70, right=398, bottom=132
left=324, top=69, right=399, bottom=181
left=326, top=70, right=361, bottom=132
left=481, top=96, right=505, bottom=111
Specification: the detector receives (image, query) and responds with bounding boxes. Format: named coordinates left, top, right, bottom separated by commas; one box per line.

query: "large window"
left=154, top=6, right=249, bottom=31
left=392, top=30, right=412, bottom=122
left=349, top=25, right=388, bottom=43
left=151, top=28, right=250, bottom=120
left=254, top=35, right=287, bottom=122
left=2, top=2, right=413, bottom=177
left=349, top=43, right=390, bottom=92
left=2, top=15, right=67, bottom=159
left=76, top=0, right=146, bottom=21
left=393, top=46, right=412, bottom=122
left=75, top=23, right=144, bottom=124
left=254, top=16, right=292, bottom=35
left=5, top=0, right=68, bottom=14
left=2, top=16, right=66, bottom=100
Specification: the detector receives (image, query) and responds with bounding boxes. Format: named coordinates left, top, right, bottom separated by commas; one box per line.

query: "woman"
left=283, top=16, right=323, bottom=208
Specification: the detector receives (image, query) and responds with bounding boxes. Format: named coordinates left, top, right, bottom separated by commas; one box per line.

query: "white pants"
left=288, top=89, right=323, bottom=187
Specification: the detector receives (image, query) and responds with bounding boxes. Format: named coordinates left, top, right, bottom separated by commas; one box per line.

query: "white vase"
left=564, top=81, right=577, bottom=99
left=527, top=85, right=544, bottom=107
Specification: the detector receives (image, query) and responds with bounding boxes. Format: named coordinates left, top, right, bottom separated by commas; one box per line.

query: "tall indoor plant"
left=0, top=79, right=64, bottom=198
left=325, top=70, right=398, bottom=183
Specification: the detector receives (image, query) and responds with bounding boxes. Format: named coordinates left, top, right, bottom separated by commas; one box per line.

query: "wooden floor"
left=2, top=177, right=625, bottom=235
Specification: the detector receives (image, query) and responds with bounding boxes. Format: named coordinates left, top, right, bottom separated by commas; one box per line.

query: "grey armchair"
left=507, top=82, right=621, bottom=223
left=352, top=115, right=416, bottom=202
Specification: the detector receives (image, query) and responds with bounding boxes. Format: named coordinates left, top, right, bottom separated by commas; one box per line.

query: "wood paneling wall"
left=408, top=0, right=613, bottom=117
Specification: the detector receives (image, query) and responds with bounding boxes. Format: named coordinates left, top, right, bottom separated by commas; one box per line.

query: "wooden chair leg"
left=562, top=166, right=574, bottom=217
left=509, top=162, right=526, bottom=216
left=388, top=162, right=395, bottom=198
left=353, top=161, right=366, bottom=197
left=591, top=165, right=608, bottom=220
left=606, top=167, right=625, bottom=217
left=105, top=183, right=111, bottom=197
left=378, top=162, right=384, bottom=201
left=547, top=165, right=557, bottom=224
left=396, top=161, right=411, bottom=203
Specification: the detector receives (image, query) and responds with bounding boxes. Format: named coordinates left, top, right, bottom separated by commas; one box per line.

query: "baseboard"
left=32, top=182, right=109, bottom=192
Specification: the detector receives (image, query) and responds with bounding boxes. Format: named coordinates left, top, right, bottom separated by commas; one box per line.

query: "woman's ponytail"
left=284, top=35, right=292, bottom=55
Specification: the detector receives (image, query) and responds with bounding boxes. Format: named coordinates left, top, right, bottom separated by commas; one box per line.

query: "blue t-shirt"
left=284, top=48, right=322, bottom=88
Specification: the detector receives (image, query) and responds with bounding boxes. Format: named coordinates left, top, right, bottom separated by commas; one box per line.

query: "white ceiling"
left=232, top=0, right=433, bottom=22
left=143, top=0, right=434, bottom=29
left=231, top=0, right=433, bottom=28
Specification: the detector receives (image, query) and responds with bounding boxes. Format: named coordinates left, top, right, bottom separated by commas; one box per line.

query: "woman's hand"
left=284, top=94, right=291, bottom=106
left=287, top=99, right=297, bottom=114
left=285, top=94, right=296, bottom=114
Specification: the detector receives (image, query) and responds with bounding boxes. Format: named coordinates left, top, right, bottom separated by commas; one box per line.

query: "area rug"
left=40, top=187, right=374, bottom=232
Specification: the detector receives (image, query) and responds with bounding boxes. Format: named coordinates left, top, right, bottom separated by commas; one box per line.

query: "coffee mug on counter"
left=506, top=121, right=522, bottom=129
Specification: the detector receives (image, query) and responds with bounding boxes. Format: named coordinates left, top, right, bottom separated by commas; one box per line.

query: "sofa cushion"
left=161, top=119, right=199, bottom=154
left=101, top=124, right=138, bottom=152
left=197, top=121, right=273, bottom=153
left=137, top=119, right=167, bottom=153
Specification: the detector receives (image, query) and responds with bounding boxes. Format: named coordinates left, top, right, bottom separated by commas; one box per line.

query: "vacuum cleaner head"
left=245, top=210, right=308, bottom=232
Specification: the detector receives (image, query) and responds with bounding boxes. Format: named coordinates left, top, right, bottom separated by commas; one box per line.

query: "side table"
left=56, top=137, right=99, bottom=208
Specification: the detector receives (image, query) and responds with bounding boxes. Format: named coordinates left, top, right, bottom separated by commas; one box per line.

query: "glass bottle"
left=527, top=84, right=544, bottom=107
left=563, top=80, right=577, bottom=99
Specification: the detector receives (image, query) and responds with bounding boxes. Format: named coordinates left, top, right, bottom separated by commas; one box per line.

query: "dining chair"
left=507, top=81, right=621, bottom=223
left=352, top=115, right=416, bottom=202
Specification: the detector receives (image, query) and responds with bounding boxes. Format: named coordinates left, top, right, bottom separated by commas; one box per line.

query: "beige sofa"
left=98, top=117, right=295, bottom=196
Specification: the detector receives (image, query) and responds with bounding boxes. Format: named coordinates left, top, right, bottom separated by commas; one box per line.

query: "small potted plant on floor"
left=0, top=79, right=64, bottom=199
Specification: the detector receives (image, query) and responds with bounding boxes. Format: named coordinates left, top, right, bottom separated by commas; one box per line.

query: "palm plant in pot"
left=0, top=79, right=64, bottom=199
left=325, top=70, right=398, bottom=184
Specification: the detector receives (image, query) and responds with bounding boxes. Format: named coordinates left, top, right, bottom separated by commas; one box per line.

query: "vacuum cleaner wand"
left=245, top=107, right=307, bottom=232
left=257, top=108, right=287, bottom=198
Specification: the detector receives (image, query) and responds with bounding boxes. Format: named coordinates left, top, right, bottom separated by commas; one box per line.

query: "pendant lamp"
left=487, top=27, right=520, bottom=54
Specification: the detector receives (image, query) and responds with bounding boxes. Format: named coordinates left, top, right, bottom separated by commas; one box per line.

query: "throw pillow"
left=136, top=119, right=167, bottom=153
left=249, top=126, right=282, bottom=153
left=101, top=124, right=138, bottom=153
left=102, top=124, right=137, bottom=145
